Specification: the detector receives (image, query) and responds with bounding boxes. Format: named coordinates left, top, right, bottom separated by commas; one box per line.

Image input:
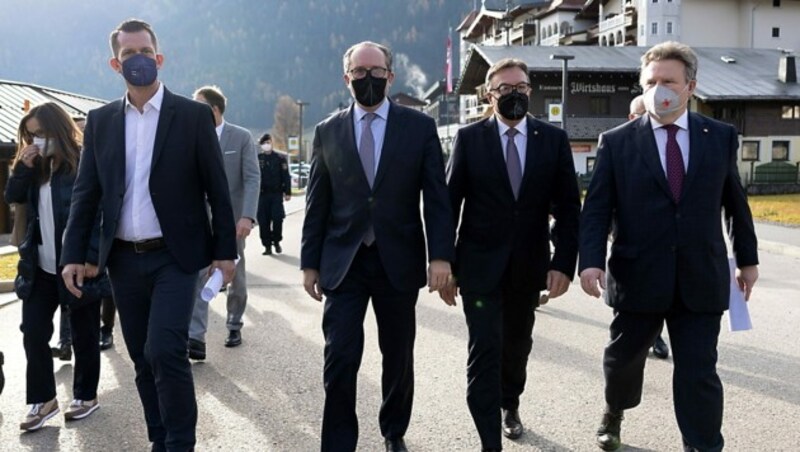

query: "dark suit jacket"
left=447, top=115, right=581, bottom=295
left=61, top=87, right=237, bottom=273
left=301, top=102, right=455, bottom=291
left=579, top=113, right=759, bottom=313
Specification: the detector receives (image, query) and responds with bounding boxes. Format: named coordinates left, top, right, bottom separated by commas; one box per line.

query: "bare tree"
left=272, top=95, right=300, bottom=154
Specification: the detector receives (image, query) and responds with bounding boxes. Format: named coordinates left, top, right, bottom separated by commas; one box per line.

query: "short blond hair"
left=485, top=58, right=529, bottom=88
left=640, top=41, right=698, bottom=85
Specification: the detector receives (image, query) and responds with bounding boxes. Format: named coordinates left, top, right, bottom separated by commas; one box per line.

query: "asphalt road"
left=1, top=204, right=798, bottom=451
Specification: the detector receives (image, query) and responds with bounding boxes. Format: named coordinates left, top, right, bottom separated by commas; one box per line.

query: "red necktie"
left=663, top=124, right=685, bottom=202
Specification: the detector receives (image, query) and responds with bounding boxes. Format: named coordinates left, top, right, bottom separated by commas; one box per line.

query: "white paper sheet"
left=727, top=257, right=752, bottom=332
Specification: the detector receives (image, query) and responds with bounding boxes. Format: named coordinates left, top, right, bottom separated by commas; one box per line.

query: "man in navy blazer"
left=441, top=58, right=581, bottom=451
left=301, top=41, right=454, bottom=452
left=580, top=41, right=759, bottom=452
left=61, top=19, right=237, bottom=451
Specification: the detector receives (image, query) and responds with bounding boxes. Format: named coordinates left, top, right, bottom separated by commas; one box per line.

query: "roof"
left=0, top=79, right=107, bottom=149
left=458, top=45, right=800, bottom=101
left=390, top=92, right=427, bottom=107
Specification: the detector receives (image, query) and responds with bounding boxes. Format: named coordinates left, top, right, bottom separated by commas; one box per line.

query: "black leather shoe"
left=652, top=335, right=669, bottom=359
left=188, top=339, right=206, bottom=360
left=273, top=242, right=283, bottom=254
left=596, top=408, right=624, bottom=451
left=502, top=408, right=524, bottom=439
left=262, top=245, right=272, bottom=255
left=224, top=330, right=242, bottom=347
left=52, top=343, right=72, bottom=361
left=100, top=330, right=114, bottom=351
left=384, top=437, right=408, bottom=452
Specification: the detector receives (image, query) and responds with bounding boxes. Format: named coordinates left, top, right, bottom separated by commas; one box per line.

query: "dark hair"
left=15, top=102, right=82, bottom=183
left=259, top=133, right=272, bottom=144
left=110, top=19, right=158, bottom=58
left=193, top=85, right=226, bottom=115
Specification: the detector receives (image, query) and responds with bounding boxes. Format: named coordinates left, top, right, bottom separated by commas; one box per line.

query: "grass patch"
left=0, top=252, right=19, bottom=280
left=748, top=194, right=800, bottom=226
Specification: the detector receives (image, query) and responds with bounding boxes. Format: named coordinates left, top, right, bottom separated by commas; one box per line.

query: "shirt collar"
left=354, top=98, right=390, bottom=122
left=649, top=109, right=689, bottom=131
left=124, top=82, right=164, bottom=114
left=216, top=120, right=225, bottom=138
left=496, top=115, right=528, bottom=138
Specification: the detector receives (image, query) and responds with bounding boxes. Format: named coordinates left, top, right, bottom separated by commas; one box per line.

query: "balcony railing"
left=541, top=33, right=562, bottom=46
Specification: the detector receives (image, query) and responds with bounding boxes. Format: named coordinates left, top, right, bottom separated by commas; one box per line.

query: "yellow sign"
left=548, top=103, right=563, bottom=122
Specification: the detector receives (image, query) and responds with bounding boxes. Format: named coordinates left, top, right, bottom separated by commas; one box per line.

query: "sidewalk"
left=754, top=222, right=800, bottom=258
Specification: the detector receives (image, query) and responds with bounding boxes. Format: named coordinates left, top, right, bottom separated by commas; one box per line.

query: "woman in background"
left=5, top=102, right=102, bottom=432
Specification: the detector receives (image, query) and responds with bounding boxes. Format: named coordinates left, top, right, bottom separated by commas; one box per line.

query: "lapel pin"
left=703, top=128, right=709, bottom=133
left=534, top=130, right=539, bottom=135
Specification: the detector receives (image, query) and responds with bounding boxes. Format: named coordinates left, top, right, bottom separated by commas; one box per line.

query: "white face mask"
left=261, top=143, right=272, bottom=152
left=32, top=137, right=52, bottom=157
left=643, top=84, right=688, bottom=120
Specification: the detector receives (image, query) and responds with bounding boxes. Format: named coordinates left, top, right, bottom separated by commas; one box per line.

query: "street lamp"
left=296, top=100, right=309, bottom=162
left=550, top=54, right=575, bottom=131
left=501, top=0, right=514, bottom=45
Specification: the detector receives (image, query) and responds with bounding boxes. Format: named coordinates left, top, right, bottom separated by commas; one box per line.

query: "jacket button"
left=675, top=213, right=682, bottom=219
left=670, top=245, right=677, bottom=252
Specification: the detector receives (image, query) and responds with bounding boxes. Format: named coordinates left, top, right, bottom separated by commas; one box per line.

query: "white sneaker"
left=64, top=398, right=100, bottom=421
left=20, top=398, right=60, bottom=431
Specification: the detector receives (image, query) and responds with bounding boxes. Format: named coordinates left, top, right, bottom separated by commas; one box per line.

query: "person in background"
left=188, top=85, right=260, bottom=358
left=580, top=41, right=759, bottom=451
left=256, top=133, right=291, bottom=255
left=301, top=40, right=454, bottom=452
left=627, top=95, right=669, bottom=360
left=60, top=19, right=237, bottom=450
left=440, top=57, right=581, bottom=450
left=5, top=102, right=102, bottom=431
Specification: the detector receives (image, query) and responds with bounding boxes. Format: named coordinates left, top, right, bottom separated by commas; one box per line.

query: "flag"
left=445, top=32, right=453, bottom=94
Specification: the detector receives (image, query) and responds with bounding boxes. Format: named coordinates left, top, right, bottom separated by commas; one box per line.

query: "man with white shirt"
left=440, top=58, right=581, bottom=451
left=61, top=19, right=237, bottom=451
left=189, top=85, right=260, bottom=357
left=580, top=41, right=759, bottom=451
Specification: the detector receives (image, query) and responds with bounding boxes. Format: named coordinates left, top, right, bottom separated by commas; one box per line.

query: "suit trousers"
left=461, top=266, right=538, bottom=449
left=604, top=294, right=723, bottom=452
left=257, top=193, right=285, bottom=246
left=22, top=268, right=101, bottom=404
left=189, top=237, right=247, bottom=342
left=100, top=296, right=116, bottom=333
left=320, top=244, right=418, bottom=452
left=57, top=304, right=72, bottom=346
left=106, top=245, right=198, bottom=451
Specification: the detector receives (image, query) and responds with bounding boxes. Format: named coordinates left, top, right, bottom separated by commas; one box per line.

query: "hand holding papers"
left=727, top=258, right=752, bottom=332
left=201, top=258, right=239, bottom=303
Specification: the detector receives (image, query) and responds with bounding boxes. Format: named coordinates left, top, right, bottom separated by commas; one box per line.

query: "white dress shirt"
left=353, top=99, right=390, bottom=175
left=37, top=181, right=57, bottom=274
left=496, top=116, right=529, bottom=172
left=215, top=120, right=225, bottom=141
left=117, top=82, right=165, bottom=241
left=650, top=110, right=690, bottom=174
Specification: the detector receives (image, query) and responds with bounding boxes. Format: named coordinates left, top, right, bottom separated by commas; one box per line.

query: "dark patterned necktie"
left=663, top=124, right=685, bottom=202
left=506, top=128, right=522, bottom=199
left=359, top=113, right=376, bottom=245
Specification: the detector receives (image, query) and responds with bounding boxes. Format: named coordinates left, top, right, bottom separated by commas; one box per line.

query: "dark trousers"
left=106, top=245, right=198, bottom=451
left=22, top=268, right=101, bottom=404
left=461, top=266, right=538, bottom=450
left=57, top=304, right=72, bottom=347
left=257, top=193, right=285, bottom=246
left=604, top=296, right=723, bottom=452
left=320, top=245, right=418, bottom=452
left=101, top=296, right=116, bottom=333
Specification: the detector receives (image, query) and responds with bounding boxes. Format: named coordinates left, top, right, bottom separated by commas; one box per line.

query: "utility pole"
left=550, top=54, right=575, bottom=132
left=296, top=100, right=309, bottom=162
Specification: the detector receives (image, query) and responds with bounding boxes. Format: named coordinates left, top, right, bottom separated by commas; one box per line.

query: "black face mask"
left=351, top=73, right=388, bottom=107
left=496, top=91, right=529, bottom=121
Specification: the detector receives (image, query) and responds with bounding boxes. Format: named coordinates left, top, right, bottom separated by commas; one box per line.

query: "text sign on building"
left=288, top=136, right=299, bottom=151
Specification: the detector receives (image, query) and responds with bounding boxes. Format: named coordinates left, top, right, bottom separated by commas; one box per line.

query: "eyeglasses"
left=348, top=66, right=389, bottom=79
left=489, top=82, right=531, bottom=96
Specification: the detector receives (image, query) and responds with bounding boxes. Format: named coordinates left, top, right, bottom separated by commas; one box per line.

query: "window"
left=742, top=141, right=760, bottom=161
left=653, top=0, right=658, bottom=3
left=640, top=24, right=645, bottom=37
left=781, top=105, right=800, bottom=119
left=772, top=27, right=780, bottom=38
left=651, top=22, right=658, bottom=35
left=772, top=141, right=790, bottom=161
left=590, top=96, right=611, bottom=115
left=773, top=0, right=781, bottom=7
left=586, top=157, right=597, bottom=173
left=666, top=22, right=673, bottom=34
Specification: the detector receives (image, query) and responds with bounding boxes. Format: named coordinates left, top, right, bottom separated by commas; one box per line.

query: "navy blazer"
left=579, top=112, right=759, bottom=313
left=301, top=102, right=455, bottom=291
left=447, top=115, right=581, bottom=295
left=61, top=87, right=237, bottom=273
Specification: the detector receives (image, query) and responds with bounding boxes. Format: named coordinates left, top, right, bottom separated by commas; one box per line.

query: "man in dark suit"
left=440, top=58, right=581, bottom=451
left=61, top=19, right=237, bottom=451
left=301, top=41, right=455, bottom=452
left=580, top=41, right=759, bottom=452
left=189, top=85, right=260, bottom=356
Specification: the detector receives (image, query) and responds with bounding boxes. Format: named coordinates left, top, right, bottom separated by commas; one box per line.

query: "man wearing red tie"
left=580, top=41, right=759, bottom=451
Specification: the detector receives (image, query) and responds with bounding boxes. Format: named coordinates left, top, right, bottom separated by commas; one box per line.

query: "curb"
left=759, top=239, right=800, bottom=259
